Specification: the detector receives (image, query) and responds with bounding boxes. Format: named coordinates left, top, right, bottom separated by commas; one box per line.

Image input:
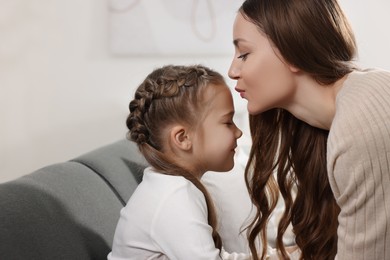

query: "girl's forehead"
left=204, top=83, right=229, bottom=96
left=204, top=85, right=233, bottom=109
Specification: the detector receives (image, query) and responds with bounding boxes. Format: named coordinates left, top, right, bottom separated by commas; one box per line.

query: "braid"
left=127, top=78, right=160, bottom=148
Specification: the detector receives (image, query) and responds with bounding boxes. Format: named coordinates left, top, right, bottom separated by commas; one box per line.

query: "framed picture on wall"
left=108, top=0, right=243, bottom=56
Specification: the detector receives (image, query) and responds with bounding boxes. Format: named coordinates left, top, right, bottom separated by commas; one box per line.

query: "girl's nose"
left=235, top=127, right=243, bottom=139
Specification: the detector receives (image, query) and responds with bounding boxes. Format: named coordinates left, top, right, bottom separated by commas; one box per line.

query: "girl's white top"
left=107, top=167, right=252, bottom=260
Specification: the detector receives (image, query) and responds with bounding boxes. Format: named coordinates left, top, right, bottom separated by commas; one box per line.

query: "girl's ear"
left=170, top=125, right=192, bottom=151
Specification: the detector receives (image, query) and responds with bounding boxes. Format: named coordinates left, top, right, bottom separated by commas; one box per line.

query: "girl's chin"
left=220, top=161, right=235, bottom=172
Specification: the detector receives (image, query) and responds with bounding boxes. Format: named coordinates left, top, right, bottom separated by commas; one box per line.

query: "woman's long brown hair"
left=239, top=0, right=357, bottom=259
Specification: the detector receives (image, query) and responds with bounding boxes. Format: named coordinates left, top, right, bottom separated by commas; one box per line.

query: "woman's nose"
left=228, top=61, right=239, bottom=80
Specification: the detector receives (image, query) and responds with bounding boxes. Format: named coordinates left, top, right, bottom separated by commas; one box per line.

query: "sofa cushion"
left=0, top=162, right=124, bottom=260
left=72, top=139, right=148, bottom=204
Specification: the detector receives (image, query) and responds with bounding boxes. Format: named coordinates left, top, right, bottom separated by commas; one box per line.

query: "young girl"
left=108, top=64, right=252, bottom=259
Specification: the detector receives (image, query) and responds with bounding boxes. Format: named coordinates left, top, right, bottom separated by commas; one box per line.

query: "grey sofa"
left=0, top=139, right=148, bottom=260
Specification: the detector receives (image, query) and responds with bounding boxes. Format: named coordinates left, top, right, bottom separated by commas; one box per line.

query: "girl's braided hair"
left=126, top=64, right=226, bottom=250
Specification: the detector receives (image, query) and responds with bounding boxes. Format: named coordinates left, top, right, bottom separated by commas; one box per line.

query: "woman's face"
left=228, top=13, right=297, bottom=115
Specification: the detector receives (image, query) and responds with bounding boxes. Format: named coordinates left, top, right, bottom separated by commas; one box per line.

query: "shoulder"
left=337, top=68, right=390, bottom=102
left=129, top=167, right=205, bottom=207
left=117, top=167, right=208, bottom=234
left=328, top=69, right=390, bottom=161
left=330, top=68, right=390, bottom=136
left=327, top=68, right=390, bottom=193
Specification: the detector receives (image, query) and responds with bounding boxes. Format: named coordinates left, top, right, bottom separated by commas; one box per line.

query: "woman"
left=228, top=0, right=390, bottom=259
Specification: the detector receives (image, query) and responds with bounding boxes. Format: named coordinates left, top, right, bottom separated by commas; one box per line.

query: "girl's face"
left=228, top=13, right=297, bottom=115
left=192, top=85, right=242, bottom=173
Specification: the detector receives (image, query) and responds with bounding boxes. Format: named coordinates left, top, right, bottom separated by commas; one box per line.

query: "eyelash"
left=237, top=53, right=249, bottom=60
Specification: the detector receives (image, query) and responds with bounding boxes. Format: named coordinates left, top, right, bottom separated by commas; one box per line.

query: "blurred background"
left=1, top=0, right=389, bottom=183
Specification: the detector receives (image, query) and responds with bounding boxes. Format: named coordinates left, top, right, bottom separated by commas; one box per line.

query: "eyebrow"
left=233, top=38, right=245, bottom=47
left=222, top=111, right=235, bottom=118
left=233, top=39, right=240, bottom=47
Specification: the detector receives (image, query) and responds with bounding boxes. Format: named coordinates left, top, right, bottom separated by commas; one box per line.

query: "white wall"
left=1, top=0, right=389, bottom=183
left=0, top=0, right=243, bottom=183
left=339, top=0, right=390, bottom=69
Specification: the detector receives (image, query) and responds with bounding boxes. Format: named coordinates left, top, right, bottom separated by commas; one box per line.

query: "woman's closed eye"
left=237, top=53, right=249, bottom=61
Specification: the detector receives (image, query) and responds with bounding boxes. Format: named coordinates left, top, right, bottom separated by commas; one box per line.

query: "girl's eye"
left=237, top=53, right=249, bottom=60
left=225, top=121, right=234, bottom=126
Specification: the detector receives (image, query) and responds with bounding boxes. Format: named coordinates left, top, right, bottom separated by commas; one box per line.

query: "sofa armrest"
left=0, top=139, right=147, bottom=260
left=72, top=139, right=148, bottom=204
left=0, top=162, right=123, bottom=260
